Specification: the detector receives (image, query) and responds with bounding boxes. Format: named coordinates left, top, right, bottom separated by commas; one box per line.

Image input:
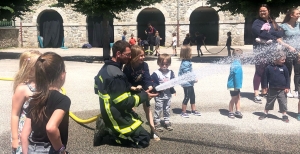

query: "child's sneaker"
left=297, top=114, right=300, bottom=121
left=165, top=122, right=173, bottom=131
left=234, top=111, right=243, bottom=118
left=228, top=112, right=235, bottom=119
left=191, top=110, right=201, bottom=116
left=151, top=131, right=160, bottom=141
left=154, top=123, right=164, bottom=132
left=282, top=115, right=289, bottom=123
left=181, top=112, right=189, bottom=118
left=294, top=91, right=298, bottom=98
left=287, top=92, right=293, bottom=98
left=254, top=96, right=262, bottom=104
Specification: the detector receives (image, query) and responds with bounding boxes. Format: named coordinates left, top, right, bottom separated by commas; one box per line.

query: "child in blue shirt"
left=259, top=51, right=290, bottom=123
left=178, top=45, right=200, bottom=118
left=227, top=49, right=243, bottom=118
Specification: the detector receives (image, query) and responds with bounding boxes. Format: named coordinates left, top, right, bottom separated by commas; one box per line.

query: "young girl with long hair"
left=123, top=45, right=160, bottom=141
left=21, top=52, right=71, bottom=154
left=11, top=50, right=41, bottom=154
left=178, top=46, right=200, bottom=118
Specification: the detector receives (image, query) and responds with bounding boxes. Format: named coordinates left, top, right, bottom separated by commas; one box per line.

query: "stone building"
left=13, top=0, right=282, bottom=48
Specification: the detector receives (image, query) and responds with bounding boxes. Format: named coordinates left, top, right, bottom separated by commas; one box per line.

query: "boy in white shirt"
left=171, top=33, right=177, bottom=56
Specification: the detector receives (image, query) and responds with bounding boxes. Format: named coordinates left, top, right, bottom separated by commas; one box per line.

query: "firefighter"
left=93, top=40, right=158, bottom=148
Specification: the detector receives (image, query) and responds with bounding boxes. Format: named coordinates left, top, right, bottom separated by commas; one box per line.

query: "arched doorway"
left=137, top=8, right=165, bottom=46
left=37, top=10, right=64, bottom=48
left=190, top=7, right=219, bottom=45
left=87, top=16, right=114, bottom=47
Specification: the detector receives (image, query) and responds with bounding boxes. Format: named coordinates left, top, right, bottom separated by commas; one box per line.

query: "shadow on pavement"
left=252, top=112, right=281, bottom=120
left=0, top=52, right=21, bottom=60
left=172, top=108, right=191, bottom=114
left=219, top=109, right=229, bottom=116
left=286, top=111, right=298, bottom=120
left=0, top=52, right=159, bottom=63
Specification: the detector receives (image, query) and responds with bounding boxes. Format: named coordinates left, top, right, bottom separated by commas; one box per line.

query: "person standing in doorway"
left=195, top=32, right=205, bottom=57
left=145, top=23, right=157, bottom=55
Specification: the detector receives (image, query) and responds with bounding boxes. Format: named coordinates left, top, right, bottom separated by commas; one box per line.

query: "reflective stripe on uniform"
left=98, top=91, right=142, bottom=135
left=99, top=76, right=103, bottom=83
left=112, top=92, right=131, bottom=104
left=133, top=95, right=140, bottom=107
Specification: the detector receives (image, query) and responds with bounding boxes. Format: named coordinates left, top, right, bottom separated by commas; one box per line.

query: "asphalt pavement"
left=1, top=45, right=300, bottom=153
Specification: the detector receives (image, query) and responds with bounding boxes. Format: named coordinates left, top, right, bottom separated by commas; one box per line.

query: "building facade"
left=15, top=0, right=278, bottom=48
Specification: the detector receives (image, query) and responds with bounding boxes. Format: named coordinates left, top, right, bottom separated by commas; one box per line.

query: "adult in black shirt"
left=145, top=23, right=157, bottom=53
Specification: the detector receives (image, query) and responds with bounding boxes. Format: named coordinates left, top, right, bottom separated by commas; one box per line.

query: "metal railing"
left=0, top=20, right=15, bottom=27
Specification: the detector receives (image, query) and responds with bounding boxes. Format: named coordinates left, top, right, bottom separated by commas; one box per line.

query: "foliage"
left=56, top=0, right=162, bottom=18
left=207, top=0, right=300, bottom=18
left=0, top=0, right=40, bottom=20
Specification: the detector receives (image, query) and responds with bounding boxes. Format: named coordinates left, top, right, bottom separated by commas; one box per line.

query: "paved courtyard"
left=1, top=45, right=300, bottom=153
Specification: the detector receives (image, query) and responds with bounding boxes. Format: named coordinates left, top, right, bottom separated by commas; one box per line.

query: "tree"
left=207, top=0, right=300, bottom=44
left=56, top=0, right=162, bottom=60
left=207, top=0, right=300, bottom=18
left=0, top=0, right=40, bottom=20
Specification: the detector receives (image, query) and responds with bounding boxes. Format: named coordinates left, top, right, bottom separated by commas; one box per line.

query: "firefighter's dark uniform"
left=94, top=60, right=150, bottom=148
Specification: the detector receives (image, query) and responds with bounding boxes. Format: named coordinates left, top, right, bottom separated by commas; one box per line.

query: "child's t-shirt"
left=129, top=38, right=136, bottom=46
left=172, top=36, right=177, bottom=46
left=151, top=69, right=176, bottom=99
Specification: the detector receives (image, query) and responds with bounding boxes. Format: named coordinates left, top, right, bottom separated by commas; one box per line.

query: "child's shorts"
left=230, top=89, right=240, bottom=96
left=172, top=46, right=176, bottom=50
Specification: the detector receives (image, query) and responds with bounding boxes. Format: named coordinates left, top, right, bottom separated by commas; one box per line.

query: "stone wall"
left=15, top=0, right=87, bottom=48
left=15, top=0, right=255, bottom=48
left=0, top=28, right=19, bottom=48
left=114, top=0, right=245, bottom=46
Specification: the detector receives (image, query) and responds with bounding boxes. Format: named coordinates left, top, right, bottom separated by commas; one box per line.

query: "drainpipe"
left=20, top=20, right=23, bottom=47
left=177, top=0, right=179, bottom=47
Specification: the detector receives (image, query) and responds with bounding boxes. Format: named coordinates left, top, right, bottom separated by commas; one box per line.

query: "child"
left=178, top=45, right=200, bottom=117
left=123, top=45, right=160, bottom=141
left=122, top=30, right=127, bottom=41
left=129, top=34, right=137, bottom=46
left=195, top=32, right=205, bottom=57
left=171, top=32, right=177, bottom=56
left=11, top=50, right=41, bottom=154
left=137, top=38, right=142, bottom=46
left=151, top=53, right=176, bottom=131
left=255, top=23, right=273, bottom=44
left=227, top=49, right=243, bottom=118
left=183, top=33, right=191, bottom=45
left=21, top=52, right=71, bottom=153
left=226, top=32, right=235, bottom=57
left=259, top=51, right=290, bottom=123
left=154, top=31, right=162, bottom=56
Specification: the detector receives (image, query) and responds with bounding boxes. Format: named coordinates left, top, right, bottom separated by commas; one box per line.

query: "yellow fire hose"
left=1, top=77, right=100, bottom=124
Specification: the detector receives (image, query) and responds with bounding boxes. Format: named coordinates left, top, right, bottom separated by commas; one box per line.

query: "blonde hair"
left=13, top=50, right=42, bottom=92
left=232, top=48, right=243, bottom=56
left=129, top=45, right=144, bottom=67
left=180, top=45, right=192, bottom=59
left=157, top=53, right=171, bottom=66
